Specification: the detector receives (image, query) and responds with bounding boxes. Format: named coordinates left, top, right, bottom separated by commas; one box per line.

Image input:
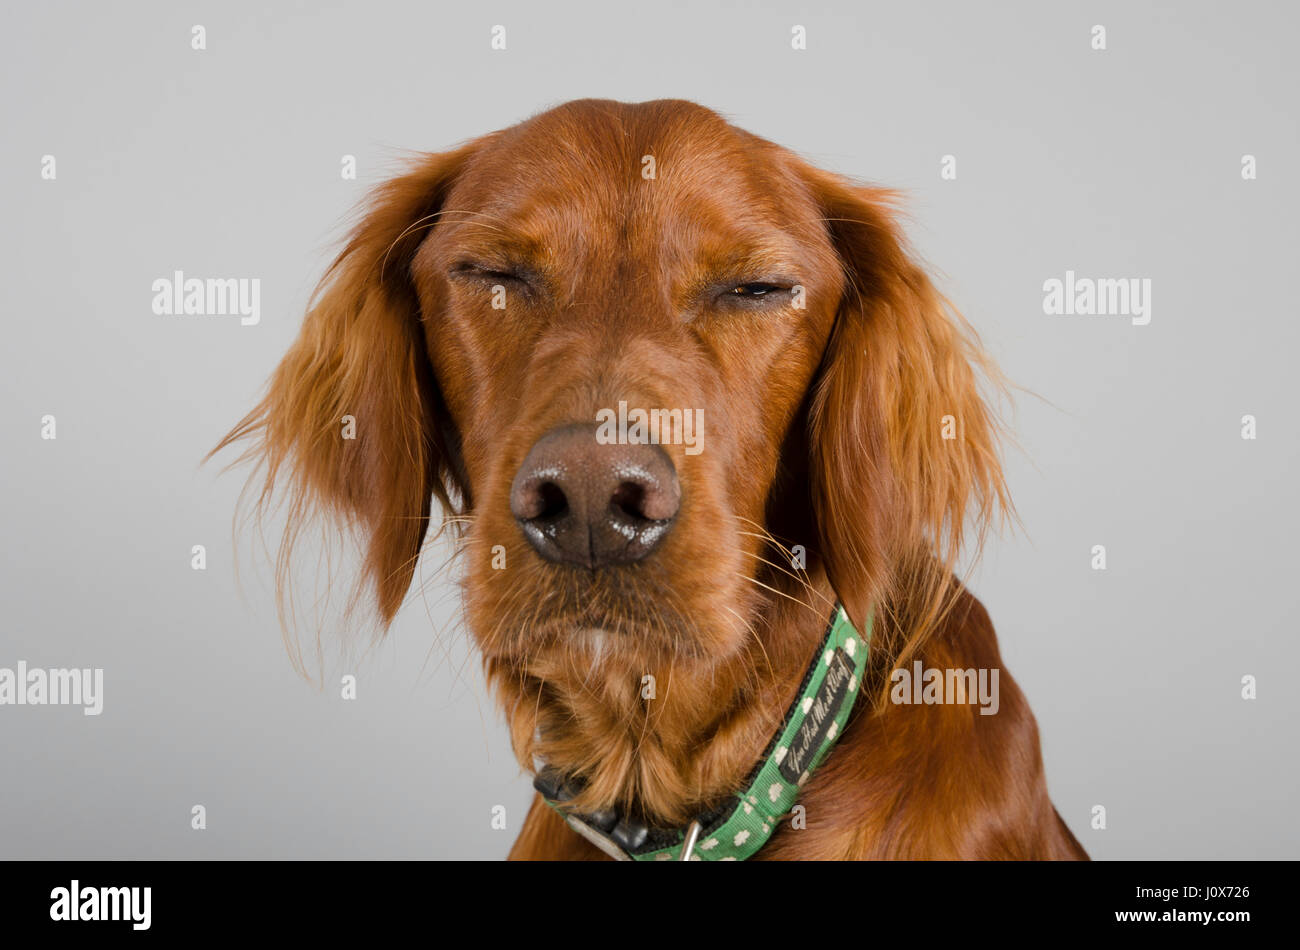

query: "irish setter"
left=215, top=98, right=1086, bottom=860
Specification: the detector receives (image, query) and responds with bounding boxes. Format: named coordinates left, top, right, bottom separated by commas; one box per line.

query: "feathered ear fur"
left=211, top=145, right=479, bottom=653
left=802, top=167, right=1011, bottom=699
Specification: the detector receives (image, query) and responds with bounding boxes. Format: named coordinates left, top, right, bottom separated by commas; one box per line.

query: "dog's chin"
left=569, top=627, right=616, bottom=665
left=479, top=603, right=765, bottom=825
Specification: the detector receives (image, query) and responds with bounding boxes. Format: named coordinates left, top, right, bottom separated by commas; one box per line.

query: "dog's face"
left=412, top=102, right=843, bottom=669
left=221, top=99, right=1004, bottom=819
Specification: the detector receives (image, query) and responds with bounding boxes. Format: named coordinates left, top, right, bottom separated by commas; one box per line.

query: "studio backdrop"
left=2, top=0, right=1296, bottom=859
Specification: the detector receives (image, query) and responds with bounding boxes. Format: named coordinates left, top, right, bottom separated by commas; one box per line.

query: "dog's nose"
left=510, top=424, right=680, bottom=568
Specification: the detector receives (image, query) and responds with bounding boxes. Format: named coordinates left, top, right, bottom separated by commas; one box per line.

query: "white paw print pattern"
left=733, top=830, right=750, bottom=847
left=769, top=781, right=782, bottom=803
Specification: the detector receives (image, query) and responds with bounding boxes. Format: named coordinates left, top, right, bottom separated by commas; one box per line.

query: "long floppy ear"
left=212, top=145, right=478, bottom=634
left=803, top=167, right=1010, bottom=685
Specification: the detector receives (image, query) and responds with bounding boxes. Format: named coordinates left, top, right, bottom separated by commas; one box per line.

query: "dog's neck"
left=488, top=569, right=842, bottom=827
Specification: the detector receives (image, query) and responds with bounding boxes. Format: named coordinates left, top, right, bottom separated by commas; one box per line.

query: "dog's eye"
left=714, top=281, right=792, bottom=308
left=450, top=262, right=533, bottom=286
left=727, top=283, right=783, bottom=297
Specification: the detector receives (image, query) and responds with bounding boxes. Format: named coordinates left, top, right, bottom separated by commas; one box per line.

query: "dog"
left=215, top=98, right=1087, bottom=860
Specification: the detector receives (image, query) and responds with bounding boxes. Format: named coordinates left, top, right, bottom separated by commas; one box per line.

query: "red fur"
left=215, top=99, right=1086, bottom=860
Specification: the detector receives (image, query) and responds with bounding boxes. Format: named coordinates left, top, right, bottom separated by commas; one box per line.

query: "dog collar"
left=534, top=603, right=871, bottom=861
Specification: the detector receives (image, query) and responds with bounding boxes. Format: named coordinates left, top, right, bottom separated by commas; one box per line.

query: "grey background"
left=2, top=0, right=1296, bottom=859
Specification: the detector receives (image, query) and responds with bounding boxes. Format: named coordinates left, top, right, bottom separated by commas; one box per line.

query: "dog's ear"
left=213, top=145, right=478, bottom=629
left=801, top=167, right=1009, bottom=668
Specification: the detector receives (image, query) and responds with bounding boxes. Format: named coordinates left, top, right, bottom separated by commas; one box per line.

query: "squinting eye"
left=728, top=283, right=784, bottom=297
left=450, top=261, right=533, bottom=286
left=484, top=268, right=529, bottom=283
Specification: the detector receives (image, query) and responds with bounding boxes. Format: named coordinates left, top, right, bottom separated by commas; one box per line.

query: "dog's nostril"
left=536, top=482, right=568, bottom=520
left=610, top=481, right=648, bottom=521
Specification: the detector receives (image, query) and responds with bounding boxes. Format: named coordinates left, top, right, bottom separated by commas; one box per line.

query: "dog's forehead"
left=438, top=99, right=822, bottom=258
left=478, top=98, right=763, bottom=186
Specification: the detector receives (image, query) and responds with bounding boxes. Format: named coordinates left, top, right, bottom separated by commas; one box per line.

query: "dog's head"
left=218, top=99, right=1006, bottom=821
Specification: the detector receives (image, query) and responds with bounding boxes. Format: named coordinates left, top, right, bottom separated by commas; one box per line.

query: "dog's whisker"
left=732, top=572, right=818, bottom=614
left=735, top=549, right=835, bottom=610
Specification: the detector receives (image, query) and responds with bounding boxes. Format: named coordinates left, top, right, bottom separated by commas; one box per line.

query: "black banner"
left=0, top=859, right=1284, bottom=937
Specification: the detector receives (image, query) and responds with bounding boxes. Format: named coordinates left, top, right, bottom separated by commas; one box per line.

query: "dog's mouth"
left=479, top=599, right=712, bottom=666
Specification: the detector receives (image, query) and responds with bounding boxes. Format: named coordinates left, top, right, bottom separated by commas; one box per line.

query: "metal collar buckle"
left=679, top=820, right=703, bottom=861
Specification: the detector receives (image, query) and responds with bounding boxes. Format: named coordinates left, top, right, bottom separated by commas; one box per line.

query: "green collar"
left=534, top=603, right=871, bottom=861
